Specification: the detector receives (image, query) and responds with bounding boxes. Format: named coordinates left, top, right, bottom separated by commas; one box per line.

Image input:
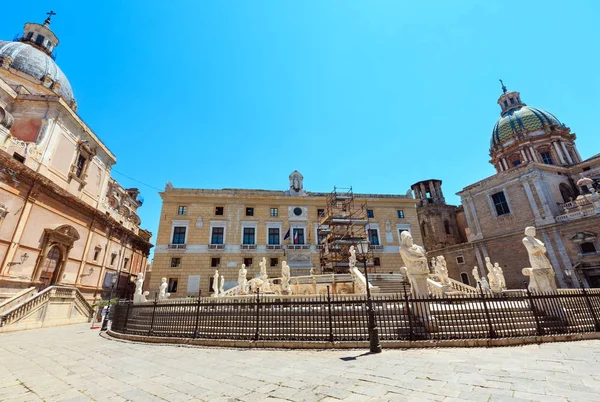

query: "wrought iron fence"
left=110, top=287, right=600, bottom=342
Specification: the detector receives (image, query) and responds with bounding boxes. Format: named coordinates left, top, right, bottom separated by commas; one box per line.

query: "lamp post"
left=356, top=241, right=382, bottom=353
left=101, top=274, right=118, bottom=331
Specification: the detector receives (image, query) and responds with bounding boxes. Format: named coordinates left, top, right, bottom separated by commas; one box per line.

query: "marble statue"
left=140, top=291, right=149, bottom=303
left=479, top=276, right=491, bottom=292
left=348, top=246, right=357, bottom=269
left=436, top=256, right=449, bottom=285
left=212, top=270, right=220, bottom=297
left=485, top=257, right=501, bottom=292
left=309, top=267, right=315, bottom=276
left=238, top=264, right=248, bottom=294
left=430, top=257, right=437, bottom=274
left=133, top=273, right=144, bottom=303
left=219, top=274, right=225, bottom=295
left=281, top=261, right=291, bottom=294
left=493, top=263, right=507, bottom=289
left=522, top=226, right=558, bottom=293
left=254, top=257, right=272, bottom=293
left=259, top=257, right=268, bottom=280
left=158, top=277, right=170, bottom=300
left=472, top=266, right=481, bottom=285
left=399, top=231, right=429, bottom=298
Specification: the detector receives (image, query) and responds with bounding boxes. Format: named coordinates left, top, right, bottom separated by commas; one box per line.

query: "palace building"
left=0, top=15, right=152, bottom=301
left=150, top=171, right=421, bottom=296
left=415, top=84, right=600, bottom=289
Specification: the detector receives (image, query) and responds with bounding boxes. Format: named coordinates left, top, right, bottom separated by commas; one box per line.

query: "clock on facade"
left=293, top=207, right=303, bottom=216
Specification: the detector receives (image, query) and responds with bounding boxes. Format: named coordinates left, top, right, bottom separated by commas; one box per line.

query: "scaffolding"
left=318, top=187, right=371, bottom=273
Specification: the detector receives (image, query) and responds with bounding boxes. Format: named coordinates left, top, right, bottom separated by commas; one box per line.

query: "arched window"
left=508, top=154, right=521, bottom=167
left=421, top=222, right=427, bottom=238
left=581, top=242, right=597, bottom=254
left=559, top=183, right=575, bottom=203
left=460, top=272, right=470, bottom=285
left=444, top=220, right=451, bottom=235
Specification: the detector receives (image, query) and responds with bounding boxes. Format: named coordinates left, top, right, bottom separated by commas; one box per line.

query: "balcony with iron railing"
left=167, top=244, right=186, bottom=250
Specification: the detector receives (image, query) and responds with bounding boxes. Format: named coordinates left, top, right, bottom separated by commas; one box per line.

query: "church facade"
left=0, top=16, right=152, bottom=300
left=150, top=171, right=421, bottom=296
left=415, top=84, right=600, bottom=289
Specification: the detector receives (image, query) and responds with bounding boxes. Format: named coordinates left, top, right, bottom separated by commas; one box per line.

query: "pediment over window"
left=44, top=224, right=80, bottom=247
left=571, top=231, right=597, bottom=243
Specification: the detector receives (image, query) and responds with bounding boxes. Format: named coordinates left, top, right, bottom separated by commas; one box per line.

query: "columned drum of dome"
left=488, top=84, right=579, bottom=173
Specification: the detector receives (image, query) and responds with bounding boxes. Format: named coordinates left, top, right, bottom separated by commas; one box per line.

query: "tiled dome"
left=491, top=105, right=562, bottom=146
left=0, top=40, right=73, bottom=103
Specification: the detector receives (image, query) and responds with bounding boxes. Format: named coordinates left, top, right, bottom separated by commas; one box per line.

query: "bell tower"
left=411, top=179, right=463, bottom=251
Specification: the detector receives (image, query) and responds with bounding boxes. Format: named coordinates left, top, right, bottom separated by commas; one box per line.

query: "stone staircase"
left=0, top=286, right=94, bottom=333
left=369, top=274, right=410, bottom=294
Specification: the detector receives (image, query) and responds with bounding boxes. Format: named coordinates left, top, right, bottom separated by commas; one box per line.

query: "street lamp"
left=101, top=274, right=118, bottom=331
left=356, top=240, right=382, bottom=353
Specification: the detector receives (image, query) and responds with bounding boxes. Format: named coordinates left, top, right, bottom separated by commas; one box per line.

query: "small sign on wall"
left=187, top=275, right=200, bottom=295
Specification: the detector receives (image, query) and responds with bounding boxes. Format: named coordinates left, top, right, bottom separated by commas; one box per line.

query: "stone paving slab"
left=1, top=324, right=600, bottom=401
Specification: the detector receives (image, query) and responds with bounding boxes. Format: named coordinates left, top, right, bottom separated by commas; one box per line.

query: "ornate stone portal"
left=31, top=224, right=80, bottom=286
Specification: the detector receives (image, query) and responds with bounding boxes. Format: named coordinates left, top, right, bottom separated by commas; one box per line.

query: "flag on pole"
left=294, top=230, right=299, bottom=244
left=283, top=228, right=290, bottom=241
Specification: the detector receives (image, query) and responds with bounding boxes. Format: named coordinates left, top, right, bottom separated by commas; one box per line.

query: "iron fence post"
left=581, top=285, right=600, bottom=332
left=254, top=289, right=260, bottom=341
left=403, top=286, right=414, bottom=341
left=525, top=283, right=543, bottom=336
left=193, top=294, right=202, bottom=338
left=148, top=293, right=158, bottom=336
left=479, top=284, right=496, bottom=339
left=326, top=286, right=334, bottom=343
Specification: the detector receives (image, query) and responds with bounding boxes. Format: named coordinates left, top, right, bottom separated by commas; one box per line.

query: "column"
left=560, top=141, right=574, bottom=164
left=551, top=230, right=579, bottom=287
left=76, top=220, right=96, bottom=284
left=436, top=182, right=445, bottom=202
left=541, top=231, right=567, bottom=288
left=532, top=178, right=555, bottom=219
left=429, top=181, right=436, bottom=201
left=520, top=149, right=528, bottom=162
left=467, top=198, right=483, bottom=237
left=552, top=141, right=567, bottom=164
left=462, top=199, right=476, bottom=235
left=497, top=162, right=504, bottom=172
left=522, top=181, right=542, bottom=221
left=502, top=158, right=509, bottom=170
left=573, top=147, right=583, bottom=163
left=0, top=189, right=36, bottom=275
left=474, top=245, right=485, bottom=277
left=529, top=146, right=539, bottom=162
left=420, top=183, right=427, bottom=203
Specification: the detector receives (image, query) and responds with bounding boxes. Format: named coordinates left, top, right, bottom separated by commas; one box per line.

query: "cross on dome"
left=44, top=10, right=56, bottom=26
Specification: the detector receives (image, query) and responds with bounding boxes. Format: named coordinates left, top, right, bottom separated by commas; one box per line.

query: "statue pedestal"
left=522, top=267, right=558, bottom=293
left=522, top=267, right=564, bottom=320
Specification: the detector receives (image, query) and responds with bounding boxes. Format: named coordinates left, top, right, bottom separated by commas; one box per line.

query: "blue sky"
left=2, top=1, right=599, bottom=253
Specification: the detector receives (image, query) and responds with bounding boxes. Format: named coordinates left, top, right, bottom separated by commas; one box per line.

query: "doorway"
left=39, top=246, right=61, bottom=287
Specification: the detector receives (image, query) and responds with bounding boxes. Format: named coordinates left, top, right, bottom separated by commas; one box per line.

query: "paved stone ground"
left=1, top=325, right=600, bottom=401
